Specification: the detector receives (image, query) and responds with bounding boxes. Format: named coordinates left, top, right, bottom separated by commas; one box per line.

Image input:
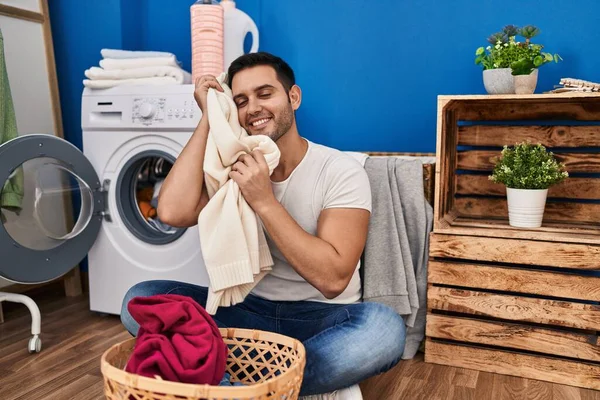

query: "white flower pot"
left=514, top=69, right=539, bottom=94
left=483, top=68, right=514, bottom=94
left=506, top=187, right=548, bottom=228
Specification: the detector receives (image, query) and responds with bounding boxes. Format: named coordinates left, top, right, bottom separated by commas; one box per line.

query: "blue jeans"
left=120, top=280, right=406, bottom=396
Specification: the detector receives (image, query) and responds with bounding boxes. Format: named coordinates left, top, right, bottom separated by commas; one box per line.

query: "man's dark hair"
left=227, top=52, right=295, bottom=93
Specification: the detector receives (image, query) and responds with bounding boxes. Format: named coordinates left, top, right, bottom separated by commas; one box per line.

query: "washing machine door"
left=0, top=134, right=103, bottom=284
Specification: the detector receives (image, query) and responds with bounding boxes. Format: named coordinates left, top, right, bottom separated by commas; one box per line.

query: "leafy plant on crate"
left=475, top=25, right=562, bottom=94
left=489, top=142, right=568, bottom=228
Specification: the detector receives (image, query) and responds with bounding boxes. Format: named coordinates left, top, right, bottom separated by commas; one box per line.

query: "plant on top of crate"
left=489, top=142, right=568, bottom=228
left=474, top=25, right=561, bottom=94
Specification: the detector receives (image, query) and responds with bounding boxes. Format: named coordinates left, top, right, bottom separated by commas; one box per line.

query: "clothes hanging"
left=0, top=28, right=24, bottom=218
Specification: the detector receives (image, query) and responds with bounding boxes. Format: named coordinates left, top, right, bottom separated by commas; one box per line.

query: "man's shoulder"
left=305, top=140, right=369, bottom=200
left=305, top=140, right=371, bottom=211
left=307, top=140, right=365, bottom=172
left=308, top=140, right=342, bottom=159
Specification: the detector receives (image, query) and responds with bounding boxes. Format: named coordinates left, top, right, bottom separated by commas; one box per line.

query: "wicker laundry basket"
left=101, top=328, right=306, bottom=400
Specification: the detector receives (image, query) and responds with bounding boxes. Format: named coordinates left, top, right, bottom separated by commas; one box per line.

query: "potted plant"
left=475, top=25, right=561, bottom=94
left=489, top=142, right=568, bottom=228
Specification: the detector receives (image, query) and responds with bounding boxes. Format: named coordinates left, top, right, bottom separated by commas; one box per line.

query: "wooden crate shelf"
left=426, top=249, right=600, bottom=390
left=426, top=93, right=600, bottom=391
left=425, top=340, right=600, bottom=391
left=429, top=233, right=600, bottom=269
left=434, top=92, right=600, bottom=243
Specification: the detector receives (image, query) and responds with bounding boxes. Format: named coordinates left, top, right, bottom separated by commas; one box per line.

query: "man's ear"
left=289, top=85, right=302, bottom=111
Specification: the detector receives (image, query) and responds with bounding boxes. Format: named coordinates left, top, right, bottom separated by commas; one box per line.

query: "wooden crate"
left=434, top=92, right=600, bottom=242
left=426, top=93, right=600, bottom=391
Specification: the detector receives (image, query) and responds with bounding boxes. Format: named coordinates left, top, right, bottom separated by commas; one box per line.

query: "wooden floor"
left=1, top=284, right=599, bottom=400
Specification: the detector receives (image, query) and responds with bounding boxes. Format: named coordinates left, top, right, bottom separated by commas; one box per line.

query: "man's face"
left=231, top=66, right=294, bottom=142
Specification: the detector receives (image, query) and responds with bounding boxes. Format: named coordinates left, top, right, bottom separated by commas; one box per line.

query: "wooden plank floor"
left=1, top=284, right=599, bottom=400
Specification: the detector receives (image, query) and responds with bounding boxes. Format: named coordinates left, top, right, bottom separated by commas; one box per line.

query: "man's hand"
left=229, top=150, right=276, bottom=212
left=194, top=75, right=224, bottom=115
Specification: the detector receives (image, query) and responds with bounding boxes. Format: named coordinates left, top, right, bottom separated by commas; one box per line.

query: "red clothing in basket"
left=125, top=294, right=227, bottom=385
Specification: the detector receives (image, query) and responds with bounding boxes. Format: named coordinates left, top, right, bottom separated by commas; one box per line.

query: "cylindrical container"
left=221, top=0, right=259, bottom=71
left=506, top=187, right=548, bottom=228
left=190, top=0, right=224, bottom=83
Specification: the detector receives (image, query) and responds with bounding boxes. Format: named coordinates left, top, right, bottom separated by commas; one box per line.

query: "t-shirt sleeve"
left=322, top=156, right=372, bottom=212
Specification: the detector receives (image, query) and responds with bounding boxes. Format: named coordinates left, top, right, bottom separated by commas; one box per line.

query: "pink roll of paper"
left=190, top=1, right=224, bottom=83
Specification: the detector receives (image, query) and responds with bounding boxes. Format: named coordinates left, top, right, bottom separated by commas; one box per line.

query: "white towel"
left=99, top=55, right=180, bottom=70
left=199, top=72, right=280, bottom=315
left=84, top=66, right=191, bottom=83
left=83, top=76, right=179, bottom=89
left=101, top=49, right=176, bottom=59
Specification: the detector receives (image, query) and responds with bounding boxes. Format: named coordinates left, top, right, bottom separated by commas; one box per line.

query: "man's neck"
left=270, top=128, right=308, bottom=183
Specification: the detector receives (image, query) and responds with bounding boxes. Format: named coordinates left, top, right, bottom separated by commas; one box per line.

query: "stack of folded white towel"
left=83, top=49, right=192, bottom=89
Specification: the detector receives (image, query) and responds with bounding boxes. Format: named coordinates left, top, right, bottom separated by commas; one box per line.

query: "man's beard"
left=255, top=103, right=294, bottom=142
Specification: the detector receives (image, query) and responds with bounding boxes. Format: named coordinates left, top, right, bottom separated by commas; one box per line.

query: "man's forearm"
left=256, top=201, right=352, bottom=298
left=157, top=117, right=210, bottom=226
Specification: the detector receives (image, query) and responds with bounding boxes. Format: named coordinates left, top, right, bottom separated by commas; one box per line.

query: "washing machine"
left=0, top=84, right=210, bottom=316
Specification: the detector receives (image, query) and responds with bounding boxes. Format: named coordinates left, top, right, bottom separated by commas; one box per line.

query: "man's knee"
left=356, top=302, right=406, bottom=370
left=313, top=302, right=405, bottom=386
left=120, top=280, right=158, bottom=336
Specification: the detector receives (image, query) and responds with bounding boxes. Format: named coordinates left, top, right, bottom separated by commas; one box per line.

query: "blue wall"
left=50, top=0, right=600, bottom=153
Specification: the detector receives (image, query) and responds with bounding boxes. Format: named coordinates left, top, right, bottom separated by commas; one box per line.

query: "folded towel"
left=199, top=72, right=280, bottom=315
left=85, top=65, right=191, bottom=83
left=101, top=48, right=176, bottom=59
left=83, top=76, right=180, bottom=89
left=83, top=51, right=189, bottom=89
left=125, top=294, right=227, bottom=385
left=100, top=55, right=180, bottom=70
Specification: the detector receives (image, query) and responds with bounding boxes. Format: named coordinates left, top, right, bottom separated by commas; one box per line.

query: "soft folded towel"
left=199, top=72, right=280, bottom=315
left=83, top=76, right=180, bottom=89
left=363, top=157, right=433, bottom=360
left=85, top=65, right=191, bottom=83
left=101, top=48, right=176, bottom=59
left=125, top=294, right=227, bottom=385
left=100, top=55, right=180, bottom=70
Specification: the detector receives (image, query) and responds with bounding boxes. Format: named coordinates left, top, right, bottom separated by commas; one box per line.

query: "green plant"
left=475, top=25, right=562, bottom=75
left=489, top=142, right=568, bottom=189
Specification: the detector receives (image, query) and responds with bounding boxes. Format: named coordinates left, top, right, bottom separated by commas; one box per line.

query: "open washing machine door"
left=0, top=134, right=103, bottom=284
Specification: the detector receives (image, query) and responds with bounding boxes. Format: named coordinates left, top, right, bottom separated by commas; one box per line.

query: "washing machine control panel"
left=132, top=97, right=199, bottom=126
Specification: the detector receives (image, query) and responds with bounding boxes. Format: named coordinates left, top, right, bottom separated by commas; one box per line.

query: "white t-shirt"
left=251, top=139, right=372, bottom=304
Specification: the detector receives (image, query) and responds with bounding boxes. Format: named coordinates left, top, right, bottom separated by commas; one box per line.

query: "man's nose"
left=247, top=98, right=262, bottom=115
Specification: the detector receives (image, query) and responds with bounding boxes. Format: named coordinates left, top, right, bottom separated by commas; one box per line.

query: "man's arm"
left=157, top=117, right=210, bottom=227
left=157, top=76, right=223, bottom=227
left=230, top=151, right=370, bottom=299
left=259, top=203, right=369, bottom=299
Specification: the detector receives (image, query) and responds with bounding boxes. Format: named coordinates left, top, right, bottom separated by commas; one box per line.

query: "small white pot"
left=483, top=68, right=514, bottom=94
left=513, top=68, right=539, bottom=94
left=506, top=187, right=548, bottom=228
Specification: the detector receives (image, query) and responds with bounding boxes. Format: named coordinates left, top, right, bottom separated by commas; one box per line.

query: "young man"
left=120, top=52, right=406, bottom=399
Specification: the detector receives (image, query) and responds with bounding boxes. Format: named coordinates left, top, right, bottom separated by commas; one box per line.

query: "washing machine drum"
left=0, top=134, right=103, bottom=284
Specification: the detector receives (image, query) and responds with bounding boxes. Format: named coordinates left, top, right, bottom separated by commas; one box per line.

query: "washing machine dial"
left=139, top=103, right=156, bottom=119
